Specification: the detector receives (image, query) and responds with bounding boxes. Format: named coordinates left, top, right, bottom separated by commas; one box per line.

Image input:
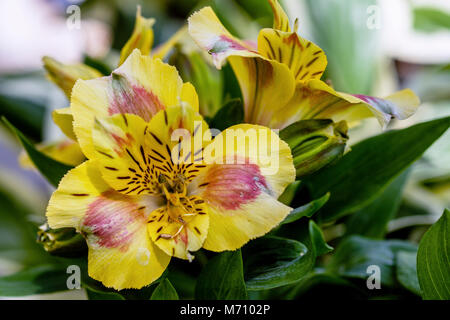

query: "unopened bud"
left=43, top=57, right=102, bottom=98
left=280, top=119, right=348, bottom=178
left=37, top=224, right=87, bottom=257
left=118, top=6, right=155, bottom=66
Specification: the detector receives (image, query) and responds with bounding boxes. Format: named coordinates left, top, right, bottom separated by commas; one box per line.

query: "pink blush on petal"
left=202, top=163, right=269, bottom=211
left=109, top=84, right=165, bottom=121
left=83, top=191, right=145, bottom=251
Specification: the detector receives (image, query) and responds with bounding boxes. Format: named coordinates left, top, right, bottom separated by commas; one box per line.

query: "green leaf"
left=346, top=169, right=410, bottom=238
left=0, top=94, right=45, bottom=141
left=396, top=251, right=421, bottom=296
left=278, top=181, right=301, bottom=206
left=309, top=220, right=333, bottom=257
left=208, top=98, right=244, bottom=131
left=167, top=268, right=196, bottom=300
left=326, top=235, right=417, bottom=287
left=413, top=7, right=450, bottom=33
left=280, top=192, right=330, bottom=225
left=243, top=236, right=312, bottom=290
left=85, top=287, right=124, bottom=300
left=195, top=250, right=247, bottom=299
left=2, top=117, right=74, bottom=187
left=248, top=219, right=332, bottom=291
left=305, top=116, right=450, bottom=223
left=150, top=278, right=179, bottom=300
left=417, top=209, right=450, bottom=300
left=0, top=265, right=70, bottom=296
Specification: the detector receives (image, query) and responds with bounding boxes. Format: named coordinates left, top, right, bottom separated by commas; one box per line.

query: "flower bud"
left=37, top=224, right=87, bottom=257
left=280, top=119, right=348, bottom=178
left=119, top=6, right=155, bottom=66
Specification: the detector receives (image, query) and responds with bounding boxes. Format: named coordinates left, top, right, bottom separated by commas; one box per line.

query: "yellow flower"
left=48, top=6, right=188, bottom=145
left=188, top=1, right=420, bottom=129
left=32, top=8, right=190, bottom=171
left=46, top=49, right=295, bottom=290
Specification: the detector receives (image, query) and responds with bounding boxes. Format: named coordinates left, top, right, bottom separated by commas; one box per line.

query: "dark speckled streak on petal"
left=70, top=49, right=199, bottom=160
left=108, top=73, right=165, bottom=121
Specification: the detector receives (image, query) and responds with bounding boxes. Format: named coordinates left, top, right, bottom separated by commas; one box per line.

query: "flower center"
left=156, top=173, right=199, bottom=240
left=158, top=173, right=187, bottom=205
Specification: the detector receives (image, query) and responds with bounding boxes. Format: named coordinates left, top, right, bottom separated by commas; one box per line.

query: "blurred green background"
left=0, top=0, right=449, bottom=299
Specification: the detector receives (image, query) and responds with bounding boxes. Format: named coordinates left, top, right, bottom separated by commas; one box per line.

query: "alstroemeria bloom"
left=47, top=7, right=188, bottom=155
left=46, top=49, right=295, bottom=289
left=188, top=1, right=420, bottom=129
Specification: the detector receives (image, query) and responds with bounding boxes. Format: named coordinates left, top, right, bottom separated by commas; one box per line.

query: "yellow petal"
left=142, top=105, right=211, bottom=182
left=147, top=196, right=209, bottom=260
left=92, top=113, right=157, bottom=196
left=180, top=82, right=199, bottom=112
left=46, top=160, right=169, bottom=290
left=190, top=124, right=295, bottom=251
left=92, top=106, right=210, bottom=196
left=119, top=6, right=155, bottom=66
left=229, top=56, right=296, bottom=126
left=257, top=28, right=327, bottom=82
left=43, top=56, right=102, bottom=99
left=203, top=193, right=291, bottom=252
left=71, top=49, right=198, bottom=159
left=189, top=7, right=299, bottom=127
left=52, top=107, right=77, bottom=140
left=268, top=0, right=291, bottom=32
left=188, top=6, right=260, bottom=69
left=19, top=139, right=85, bottom=169
left=271, top=79, right=420, bottom=129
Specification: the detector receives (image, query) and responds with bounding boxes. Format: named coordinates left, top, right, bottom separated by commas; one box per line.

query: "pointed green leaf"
left=417, top=209, right=450, bottom=300
left=278, top=181, right=301, bottom=206
left=195, top=250, right=247, bottom=299
left=150, top=278, right=179, bottom=300
left=305, top=116, right=450, bottom=223
left=2, top=117, right=74, bottom=187
left=280, top=192, right=330, bottom=225
left=243, top=236, right=313, bottom=290
left=309, top=220, right=333, bottom=257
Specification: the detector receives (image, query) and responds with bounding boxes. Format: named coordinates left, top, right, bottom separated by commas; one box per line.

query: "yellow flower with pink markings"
left=188, top=0, right=420, bottom=129
left=27, top=7, right=189, bottom=172
left=46, top=49, right=295, bottom=290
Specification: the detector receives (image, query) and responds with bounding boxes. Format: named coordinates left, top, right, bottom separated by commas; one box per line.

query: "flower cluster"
left=33, top=1, right=419, bottom=290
